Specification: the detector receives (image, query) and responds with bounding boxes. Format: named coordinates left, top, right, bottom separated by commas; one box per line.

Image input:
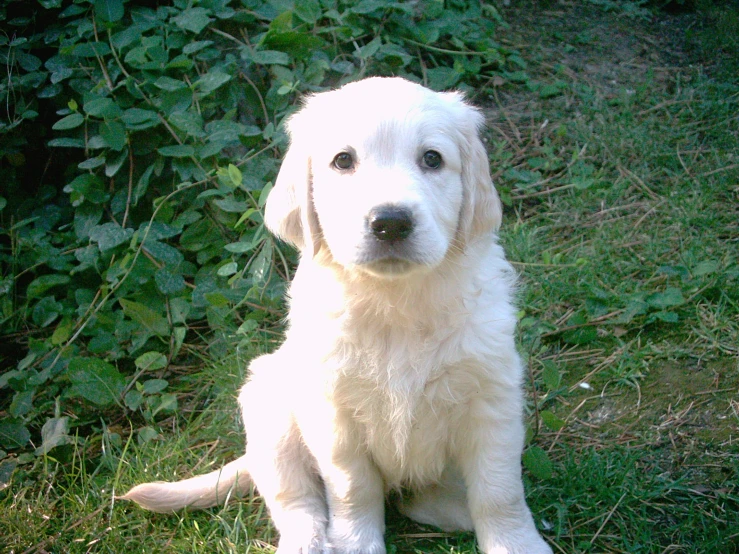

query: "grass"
left=2, top=4, right=738, bottom=554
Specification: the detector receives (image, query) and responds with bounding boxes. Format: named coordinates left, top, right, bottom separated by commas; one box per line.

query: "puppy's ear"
left=263, top=112, right=322, bottom=256
left=455, top=99, right=503, bottom=243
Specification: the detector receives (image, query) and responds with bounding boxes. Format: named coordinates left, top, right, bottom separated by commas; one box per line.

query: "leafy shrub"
left=0, top=0, right=514, bottom=454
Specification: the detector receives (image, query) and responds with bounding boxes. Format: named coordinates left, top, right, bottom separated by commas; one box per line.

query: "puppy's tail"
left=119, top=455, right=252, bottom=513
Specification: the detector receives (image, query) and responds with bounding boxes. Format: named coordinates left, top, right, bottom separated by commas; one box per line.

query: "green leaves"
left=173, top=7, right=213, bottom=34
left=523, top=446, right=554, bottom=480
left=52, top=113, right=84, bottom=130
left=0, top=423, right=31, bottom=449
left=119, top=300, right=169, bottom=336
left=67, top=357, right=126, bottom=406
left=89, top=222, right=133, bottom=252
left=26, top=275, right=71, bottom=299
left=35, top=416, right=76, bottom=455
left=95, top=0, right=124, bottom=23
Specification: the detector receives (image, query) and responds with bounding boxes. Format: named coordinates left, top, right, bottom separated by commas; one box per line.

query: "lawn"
left=1, top=3, right=738, bottom=553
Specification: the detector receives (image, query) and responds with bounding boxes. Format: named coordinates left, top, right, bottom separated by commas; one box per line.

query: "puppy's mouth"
left=355, top=244, right=434, bottom=277
left=360, top=256, right=417, bottom=277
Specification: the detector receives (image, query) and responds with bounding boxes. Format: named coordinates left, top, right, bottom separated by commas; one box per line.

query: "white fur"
left=122, top=77, right=552, bottom=554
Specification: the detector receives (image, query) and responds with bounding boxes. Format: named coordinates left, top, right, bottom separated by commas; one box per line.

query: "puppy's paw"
left=276, top=530, right=327, bottom=554
left=275, top=512, right=329, bottom=554
left=325, top=543, right=386, bottom=554
left=325, top=524, right=386, bottom=554
left=481, top=532, right=552, bottom=554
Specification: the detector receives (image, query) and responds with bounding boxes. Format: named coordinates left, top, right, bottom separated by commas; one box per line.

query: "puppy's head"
left=264, top=77, right=501, bottom=278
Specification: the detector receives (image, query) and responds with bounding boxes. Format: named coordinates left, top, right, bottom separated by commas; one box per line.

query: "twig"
left=590, top=491, right=627, bottom=545
left=121, top=147, right=134, bottom=228
left=92, top=17, right=114, bottom=91
left=239, top=71, right=270, bottom=126
left=618, top=165, right=660, bottom=200
left=698, top=163, right=739, bottom=179
left=630, top=199, right=664, bottom=232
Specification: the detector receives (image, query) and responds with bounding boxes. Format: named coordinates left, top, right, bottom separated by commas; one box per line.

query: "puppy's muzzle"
left=368, top=205, right=414, bottom=242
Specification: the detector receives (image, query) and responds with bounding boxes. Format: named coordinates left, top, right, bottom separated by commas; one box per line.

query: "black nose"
left=368, top=206, right=414, bottom=241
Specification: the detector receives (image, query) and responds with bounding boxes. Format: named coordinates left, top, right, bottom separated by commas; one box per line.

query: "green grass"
left=2, top=4, right=739, bottom=554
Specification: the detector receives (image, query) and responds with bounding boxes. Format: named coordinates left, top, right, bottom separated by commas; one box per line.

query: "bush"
left=0, top=0, right=513, bottom=455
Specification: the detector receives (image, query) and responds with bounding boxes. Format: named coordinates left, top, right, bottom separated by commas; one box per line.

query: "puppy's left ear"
left=455, top=100, right=503, bottom=243
left=263, top=111, right=322, bottom=257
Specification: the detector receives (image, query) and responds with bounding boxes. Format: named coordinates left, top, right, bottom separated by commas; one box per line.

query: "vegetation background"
left=0, top=0, right=737, bottom=552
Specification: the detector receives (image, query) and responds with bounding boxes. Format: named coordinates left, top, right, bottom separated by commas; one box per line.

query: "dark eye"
left=422, top=150, right=442, bottom=169
left=333, top=152, right=354, bottom=171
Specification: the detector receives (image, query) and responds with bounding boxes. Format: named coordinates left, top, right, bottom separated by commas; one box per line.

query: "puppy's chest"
left=335, top=333, right=476, bottom=486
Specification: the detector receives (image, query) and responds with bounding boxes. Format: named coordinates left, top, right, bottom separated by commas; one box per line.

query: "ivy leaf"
left=134, top=351, right=168, bottom=371
left=35, top=416, right=75, bottom=456
left=217, top=262, right=238, bottom=277
left=119, top=299, right=170, bottom=336
left=541, top=410, right=566, bottom=432
left=183, top=40, right=214, bottom=55
left=52, top=113, right=84, bottom=130
left=250, top=50, right=290, bottom=65
left=142, top=379, right=168, bottom=394
left=152, top=392, right=178, bottom=415
left=523, top=446, right=553, bottom=480
left=194, top=71, right=232, bottom=95
left=562, top=326, right=597, bottom=345
left=105, top=149, right=128, bottom=177
left=0, top=423, right=31, bottom=449
left=169, top=111, right=205, bottom=137
left=693, top=260, right=719, bottom=277
left=154, top=76, right=188, bottom=91
left=100, top=120, right=127, bottom=151
left=26, top=275, right=71, bottom=298
left=72, top=42, right=111, bottom=58
left=158, top=145, right=194, bottom=157
left=89, top=222, right=133, bottom=252
left=143, top=240, right=184, bottom=267
left=95, top=0, right=124, bottom=22
left=32, top=296, right=63, bottom=327
left=122, top=108, right=160, bottom=130
left=74, top=203, right=103, bottom=240
left=84, top=97, right=122, bottom=119
left=48, top=138, right=85, bottom=148
left=155, top=267, right=186, bottom=295
left=541, top=361, right=561, bottom=391
left=649, top=311, right=679, bottom=323
left=10, top=390, right=35, bottom=418
left=294, top=0, right=321, bottom=23
left=51, top=317, right=74, bottom=346
left=646, top=288, right=685, bottom=310
left=212, top=197, right=249, bottom=213
left=125, top=390, right=144, bottom=411
left=67, top=357, right=126, bottom=406
left=227, top=164, right=242, bottom=188
left=173, top=7, right=213, bottom=34
left=426, top=66, right=462, bottom=90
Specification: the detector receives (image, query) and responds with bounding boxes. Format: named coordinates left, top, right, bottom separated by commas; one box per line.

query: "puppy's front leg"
left=458, top=391, right=552, bottom=554
left=300, top=405, right=386, bottom=554
left=241, top=355, right=329, bottom=554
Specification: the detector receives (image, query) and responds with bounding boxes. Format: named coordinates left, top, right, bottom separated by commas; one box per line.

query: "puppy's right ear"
left=263, top=113, right=322, bottom=256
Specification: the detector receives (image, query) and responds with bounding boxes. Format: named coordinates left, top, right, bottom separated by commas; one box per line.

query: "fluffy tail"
left=119, top=455, right=252, bottom=513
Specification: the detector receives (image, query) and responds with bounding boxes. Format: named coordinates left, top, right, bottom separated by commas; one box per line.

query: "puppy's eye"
left=333, top=152, right=354, bottom=171
left=422, top=150, right=442, bottom=169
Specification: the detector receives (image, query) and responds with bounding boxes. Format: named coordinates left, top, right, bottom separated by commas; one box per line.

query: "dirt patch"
left=567, top=357, right=739, bottom=482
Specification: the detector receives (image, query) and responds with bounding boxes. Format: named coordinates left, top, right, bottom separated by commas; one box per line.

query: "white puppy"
left=122, top=77, right=552, bottom=554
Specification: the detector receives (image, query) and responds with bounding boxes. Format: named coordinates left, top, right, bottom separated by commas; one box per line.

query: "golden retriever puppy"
left=122, top=77, right=552, bottom=554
